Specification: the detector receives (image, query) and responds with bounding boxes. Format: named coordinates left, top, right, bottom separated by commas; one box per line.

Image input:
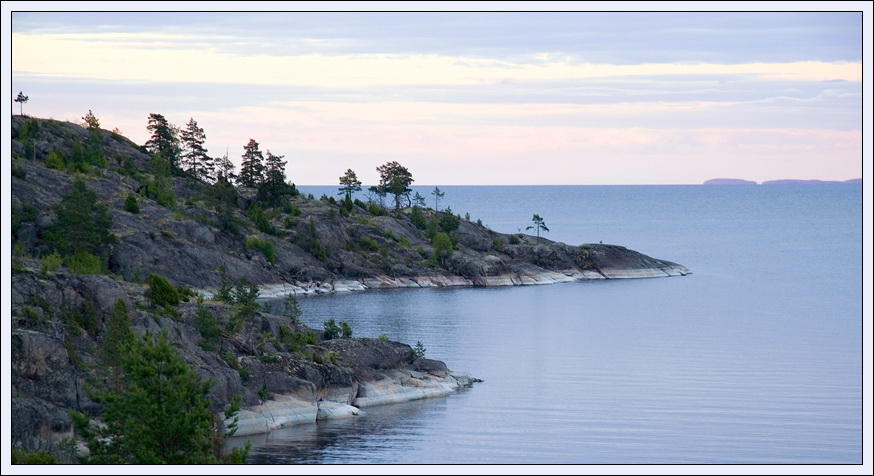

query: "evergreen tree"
left=71, top=329, right=247, bottom=464
left=180, top=117, right=213, bottom=182
left=431, top=186, right=444, bottom=211
left=43, top=179, right=114, bottom=257
left=100, top=299, right=135, bottom=393
left=413, top=191, right=427, bottom=208
left=82, top=110, right=100, bottom=130
left=237, top=139, right=265, bottom=188
left=215, top=149, right=236, bottom=183
left=376, top=161, right=414, bottom=210
left=145, top=113, right=181, bottom=172
left=15, top=91, right=29, bottom=116
left=338, top=169, right=362, bottom=200
left=258, top=150, right=290, bottom=204
left=526, top=214, right=550, bottom=241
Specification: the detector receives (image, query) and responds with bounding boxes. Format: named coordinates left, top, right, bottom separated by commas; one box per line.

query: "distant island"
left=703, top=178, right=758, bottom=185
left=704, top=178, right=861, bottom=185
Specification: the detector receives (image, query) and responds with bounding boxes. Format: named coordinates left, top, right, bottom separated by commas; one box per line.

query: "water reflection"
left=228, top=393, right=455, bottom=464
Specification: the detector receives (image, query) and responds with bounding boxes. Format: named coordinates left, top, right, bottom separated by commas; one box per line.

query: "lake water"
left=231, top=185, right=865, bottom=465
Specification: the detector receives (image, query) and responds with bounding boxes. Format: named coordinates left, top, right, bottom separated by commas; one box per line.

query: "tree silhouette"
left=526, top=214, right=549, bottom=241
left=181, top=117, right=213, bottom=182
left=376, top=161, right=414, bottom=210
left=237, top=139, right=265, bottom=188
left=14, top=91, right=29, bottom=116
left=431, top=186, right=444, bottom=211
left=338, top=168, right=362, bottom=201
left=145, top=113, right=181, bottom=172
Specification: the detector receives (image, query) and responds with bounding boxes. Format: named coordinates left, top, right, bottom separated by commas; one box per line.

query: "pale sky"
left=4, top=3, right=869, bottom=185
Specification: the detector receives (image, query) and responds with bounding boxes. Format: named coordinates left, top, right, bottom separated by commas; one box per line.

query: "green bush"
left=323, top=319, right=352, bottom=340
left=145, top=274, right=180, bottom=308
left=492, top=237, right=504, bottom=252
left=431, top=232, right=453, bottom=267
left=44, top=179, right=114, bottom=257
left=247, top=205, right=275, bottom=235
left=65, top=251, right=105, bottom=275
left=278, top=325, right=317, bottom=352
left=124, top=193, right=140, bottom=214
left=145, top=176, right=176, bottom=208
left=12, top=448, right=58, bottom=464
left=245, top=237, right=276, bottom=263
left=323, top=319, right=340, bottom=340
left=195, top=305, right=222, bottom=351
left=358, top=236, right=379, bottom=252
left=46, top=149, right=66, bottom=170
left=41, top=251, right=63, bottom=275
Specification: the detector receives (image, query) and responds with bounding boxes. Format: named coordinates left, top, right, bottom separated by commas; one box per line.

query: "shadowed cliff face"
left=10, top=115, right=686, bottom=457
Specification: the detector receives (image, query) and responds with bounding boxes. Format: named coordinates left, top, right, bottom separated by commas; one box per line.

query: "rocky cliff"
left=9, top=115, right=688, bottom=459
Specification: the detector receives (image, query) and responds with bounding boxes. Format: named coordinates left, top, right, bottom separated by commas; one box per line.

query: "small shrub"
left=46, top=149, right=66, bottom=170
left=413, top=341, right=426, bottom=357
left=124, top=193, right=140, bottom=214
left=247, top=205, right=275, bottom=235
left=145, top=176, right=176, bottom=208
left=65, top=251, right=104, bottom=275
left=492, top=237, right=504, bottom=252
left=509, top=234, right=522, bottom=245
left=145, top=274, right=180, bottom=308
left=258, top=387, right=271, bottom=401
left=245, top=237, right=276, bottom=263
left=323, top=319, right=340, bottom=340
left=12, top=160, right=27, bottom=179
left=195, top=305, right=222, bottom=351
left=40, top=251, right=63, bottom=275
left=11, top=448, right=58, bottom=464
left=278, top=325, right=317, bottom=352
left=359, top=236, right=379, bottom=252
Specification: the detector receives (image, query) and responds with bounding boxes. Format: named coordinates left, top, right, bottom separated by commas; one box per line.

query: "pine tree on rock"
left=237, top=139, right=265, bottom=188
left=71, top=329, right=248, bottom=464
left=180, top=117, right=213, bottom=182
left=376, top=161, right=414, bottom=210
left=145, top=113, right=182, bottom=173
left=259, top=150, right=290, bottom=204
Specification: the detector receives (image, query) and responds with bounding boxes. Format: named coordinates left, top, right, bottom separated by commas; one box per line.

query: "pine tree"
left=71, top=329, right=247, bottom=464
left=14, top=91, right=29, bottom=116
left=237, top=139, right=265, bottom=188
left=258, top=150, right=289, bottom=204
left=100, top=300, right=135, bottom=393
left=145, top=113, right=181, bottom=172
left=376, top=161, right=414, bottom=210
left=43, top=179, right=114, bottom=257
left=431, top=186, right=444, bottom=211
left=180, top=117, right=213, bottom=182
left=338, top=169, right=362, bottom=200
left=526, top=214, right=550, bottom=241
left=215, top=149, right=236, bottom=183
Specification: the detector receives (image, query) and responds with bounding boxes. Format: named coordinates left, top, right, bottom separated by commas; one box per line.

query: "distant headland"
left=704, top=178, right=862, bottom=185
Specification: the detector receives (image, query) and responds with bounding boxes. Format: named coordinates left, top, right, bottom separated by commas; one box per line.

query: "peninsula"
left=10, top=115, right=689, bottom=461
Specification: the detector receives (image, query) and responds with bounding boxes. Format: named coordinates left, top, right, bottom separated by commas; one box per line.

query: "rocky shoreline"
left=10, top=115, right=690, bottom=459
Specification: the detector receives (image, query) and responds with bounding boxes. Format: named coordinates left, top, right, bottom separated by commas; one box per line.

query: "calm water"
left=231, top=185, right=864, bottom=464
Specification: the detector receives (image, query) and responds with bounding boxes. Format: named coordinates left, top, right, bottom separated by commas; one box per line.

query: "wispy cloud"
left=9, top=10, right=864, bottom=184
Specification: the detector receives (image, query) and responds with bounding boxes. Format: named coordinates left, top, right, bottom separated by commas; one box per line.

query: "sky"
left=4, top=3, right=870, bottom=186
